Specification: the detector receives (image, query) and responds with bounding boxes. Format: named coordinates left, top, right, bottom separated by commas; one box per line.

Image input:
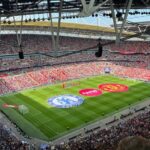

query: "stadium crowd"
left=0, top=122, right=31, bottom=150
left=0, top=58, right=150, bottom=95
left=0, top=108, right=149, bottom=150
left=1, top=49, right=150, bottom=72
left=1, top=35, right=150, bottom=55
left=0, top=34, right=150, bottom=84
left=0, top=35, right=150, bottom=72
left=53, top=110, right=150, bottom=150
left=117, top=136, right=150, bottom=150
left=0, top=35, right=97, bottom=54
left=108, top=41, right=150, bottom=54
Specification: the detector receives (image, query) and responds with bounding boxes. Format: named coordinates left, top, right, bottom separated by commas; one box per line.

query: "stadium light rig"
left=18, top=45, right=24, bottom=59
left=95, top=42, right=103, bottom=57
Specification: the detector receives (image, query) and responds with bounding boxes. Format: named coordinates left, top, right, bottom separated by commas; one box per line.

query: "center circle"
left=48, top=94, right=84, bottom=108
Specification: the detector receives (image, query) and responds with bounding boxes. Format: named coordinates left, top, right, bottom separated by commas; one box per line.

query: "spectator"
left=117, top=136, right=150, bottom=150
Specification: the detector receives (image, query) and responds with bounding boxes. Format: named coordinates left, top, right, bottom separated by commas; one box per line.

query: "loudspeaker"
left=19, top=51, right=24, bottom=59
left=95, top=45, right=103, bottom=57
left=116, top=12, right=122, bottom=18
left=2, top=0, right=10, bottom=11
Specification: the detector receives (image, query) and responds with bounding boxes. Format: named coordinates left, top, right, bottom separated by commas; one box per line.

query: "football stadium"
left=0, top=0, right=150, bottom=150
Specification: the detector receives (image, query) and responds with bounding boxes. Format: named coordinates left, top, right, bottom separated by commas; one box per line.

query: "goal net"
left=18, top=105, right=29, bottom=115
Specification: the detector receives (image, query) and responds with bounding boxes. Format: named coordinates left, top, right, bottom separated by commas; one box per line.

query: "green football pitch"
left=0, top=75, right=150, bottom=141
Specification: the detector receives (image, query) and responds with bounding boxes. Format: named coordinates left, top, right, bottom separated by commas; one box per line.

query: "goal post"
left=18, top=105, right=29, bottom=115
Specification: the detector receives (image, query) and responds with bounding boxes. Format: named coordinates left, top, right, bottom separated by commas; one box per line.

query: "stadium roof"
left=1, top=0, right=150, bottom=16
left=0, top=0, right=149, bottom=54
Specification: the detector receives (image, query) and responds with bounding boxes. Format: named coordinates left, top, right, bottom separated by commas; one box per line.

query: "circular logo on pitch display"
left=79, top=88, right=102, bottom=97
left=99, top=83, right=128, bottom=92
left=48, top=94, right=84, bottom=108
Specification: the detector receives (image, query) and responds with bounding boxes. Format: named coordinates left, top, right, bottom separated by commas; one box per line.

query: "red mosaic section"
left=99, top=83, right=128, bottom=92
left=79, top=88, right=102, bottom=97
